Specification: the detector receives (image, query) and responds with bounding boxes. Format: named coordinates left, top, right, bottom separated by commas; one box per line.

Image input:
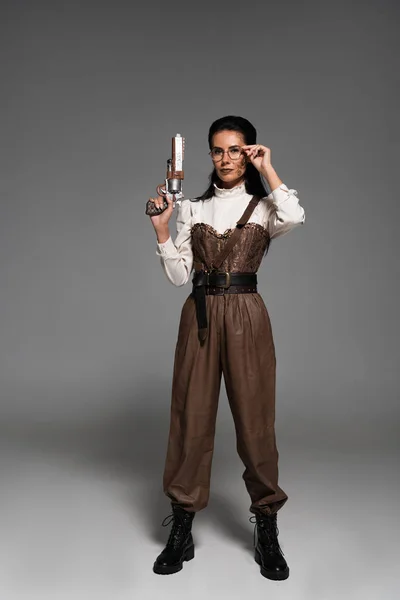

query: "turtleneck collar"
left=213, top=180, right=247, bottom=199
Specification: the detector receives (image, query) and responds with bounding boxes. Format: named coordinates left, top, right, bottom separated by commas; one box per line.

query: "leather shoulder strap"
left=210, top=195, right=260, bottom=270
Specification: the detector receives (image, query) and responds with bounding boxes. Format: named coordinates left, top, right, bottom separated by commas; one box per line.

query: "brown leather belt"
left=191, top=270, right=258, bottom=343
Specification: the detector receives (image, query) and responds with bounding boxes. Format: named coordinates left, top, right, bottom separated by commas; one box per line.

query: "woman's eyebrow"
left=212, top=145, right=241, bottom=150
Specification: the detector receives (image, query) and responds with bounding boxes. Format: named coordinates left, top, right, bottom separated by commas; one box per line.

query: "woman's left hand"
left=242, top=144, right=272, bottom=173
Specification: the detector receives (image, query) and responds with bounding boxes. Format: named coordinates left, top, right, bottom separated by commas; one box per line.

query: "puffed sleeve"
left=263, top=183, right=305, bottom=240
left=155, top=198, right=194, bottom=286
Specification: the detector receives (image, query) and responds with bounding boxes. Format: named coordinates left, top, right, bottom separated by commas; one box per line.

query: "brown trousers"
left=162, top=291, right=288, bottom=516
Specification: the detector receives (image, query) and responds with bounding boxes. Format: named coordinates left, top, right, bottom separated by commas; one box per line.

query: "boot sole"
left=254, top=548, right=290, bottom=581
left=153, top=544, right=195, bottom=575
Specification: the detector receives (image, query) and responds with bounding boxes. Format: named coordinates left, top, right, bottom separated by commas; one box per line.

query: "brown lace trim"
left=191, top=221, right=270, bottom=241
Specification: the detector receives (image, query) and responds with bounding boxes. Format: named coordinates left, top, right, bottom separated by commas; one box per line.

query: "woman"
left=147, top=115, right=305, bottom=580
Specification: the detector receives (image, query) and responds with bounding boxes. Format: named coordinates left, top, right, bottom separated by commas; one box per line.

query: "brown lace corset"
left=191, top=222, right=271, bottom=273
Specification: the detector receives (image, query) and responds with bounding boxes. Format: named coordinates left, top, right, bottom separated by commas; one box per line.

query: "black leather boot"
left=249, top=512, right=289, bottom=580
left=153, top=504, right=196, bottom=575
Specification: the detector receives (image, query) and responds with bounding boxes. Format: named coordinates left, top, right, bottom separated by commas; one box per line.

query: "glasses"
left=209, top=146, right=243, bottom=162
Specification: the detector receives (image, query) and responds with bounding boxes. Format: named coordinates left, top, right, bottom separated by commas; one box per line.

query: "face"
left=210, top=130, right=248, bottom=189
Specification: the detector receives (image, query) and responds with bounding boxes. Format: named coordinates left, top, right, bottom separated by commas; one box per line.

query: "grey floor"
left=0, top=405, right=398, bottom=600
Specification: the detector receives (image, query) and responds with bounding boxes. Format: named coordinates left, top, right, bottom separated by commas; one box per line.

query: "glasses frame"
left=208, top=145, right=244, bottom=162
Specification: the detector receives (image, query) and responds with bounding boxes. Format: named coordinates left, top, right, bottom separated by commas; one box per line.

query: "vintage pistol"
left=145, top=133, right=185, bottom=216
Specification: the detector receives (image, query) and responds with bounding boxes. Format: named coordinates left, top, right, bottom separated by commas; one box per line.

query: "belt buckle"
left=222, top=271, right=231, bottom=289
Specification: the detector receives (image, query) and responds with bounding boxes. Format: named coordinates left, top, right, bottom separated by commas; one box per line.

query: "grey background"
left=0, top=0, right=399, bottom=598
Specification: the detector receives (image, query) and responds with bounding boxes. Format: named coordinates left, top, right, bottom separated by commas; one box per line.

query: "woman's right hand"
left=148, top=185, right=174, bottom=231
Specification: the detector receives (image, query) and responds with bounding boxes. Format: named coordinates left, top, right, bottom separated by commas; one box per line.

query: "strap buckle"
left=205, top=269, right=231, bottom=288
left=222, top=271, right=231, bottom=289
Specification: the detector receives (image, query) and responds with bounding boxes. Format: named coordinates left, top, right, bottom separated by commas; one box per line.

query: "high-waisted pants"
left=162, top=290, right=288, bottom=516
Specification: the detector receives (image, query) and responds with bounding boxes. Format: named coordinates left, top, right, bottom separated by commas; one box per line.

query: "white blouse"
left=155, top=180, right=305, bottom=287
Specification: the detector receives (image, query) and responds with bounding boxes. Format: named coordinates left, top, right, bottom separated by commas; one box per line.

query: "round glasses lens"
left=211, top=149, right=223, bottom=161
left=228, top=147, right=241, bottom=160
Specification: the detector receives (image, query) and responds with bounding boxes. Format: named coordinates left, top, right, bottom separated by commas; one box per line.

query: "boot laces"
left=161, top=511, right=191, bottom=549
left=249, top=514, right=284, bottom=555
